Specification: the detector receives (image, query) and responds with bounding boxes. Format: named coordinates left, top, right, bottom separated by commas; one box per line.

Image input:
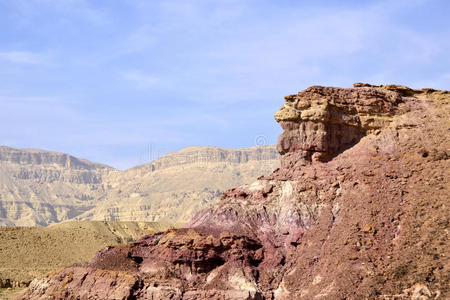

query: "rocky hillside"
left=79, top=146, right=279, bottom=225
left=0, top=221, right=170, bottom=288
left=0, top=147, right=112, bottom=226
left=0, top=146, right=279, bottom=226
left=20, top=84, right=449, bottom=299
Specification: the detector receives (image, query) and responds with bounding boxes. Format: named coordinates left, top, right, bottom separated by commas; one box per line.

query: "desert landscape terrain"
left=0, top=221, right=172, bottom=298
left=0, top=146, right=279, bottom=299
left=1, top=1, right=449, bottom=299
left=16, top=84, right=450, bottom=299
left=0, top=145, right=279, bottom=227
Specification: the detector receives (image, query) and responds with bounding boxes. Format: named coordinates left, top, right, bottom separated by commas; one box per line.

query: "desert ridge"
left=0, top=145, right=279, bottom=226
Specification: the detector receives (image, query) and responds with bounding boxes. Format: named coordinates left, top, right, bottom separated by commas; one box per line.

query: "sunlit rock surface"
left=20, top=84, right=449, bottom=299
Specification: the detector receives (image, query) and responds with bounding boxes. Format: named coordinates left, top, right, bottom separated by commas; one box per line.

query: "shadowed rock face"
left=20, top=84, right=450, bottom=299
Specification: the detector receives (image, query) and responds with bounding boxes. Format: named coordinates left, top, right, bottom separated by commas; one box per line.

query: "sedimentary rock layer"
left=0, top=147, right=112, bottom=226
left=0, top=146, right=279, bottom=226
left=20, top=84, right=450, bottom=299
left=80, top=146, right=279, bottom=225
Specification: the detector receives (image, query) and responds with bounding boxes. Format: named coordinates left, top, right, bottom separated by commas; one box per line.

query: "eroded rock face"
left=20, top=84, right=450, bottom=299
left=0, top=146, right=279, bottom=226
left=0, top=147, right=112, bottom=226
left=80, top=146, right=279, bottom=225
left=274, top=85, right=403, bottom=165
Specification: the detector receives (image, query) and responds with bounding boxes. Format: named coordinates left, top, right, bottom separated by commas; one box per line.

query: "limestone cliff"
left=131, top=145, right=278, bottom=172
left=20, top=84, right=449, bottom=299
left=0, top=146, right=279, bottom=226
left=79, top=146, right=279, bottom=225
left=0, top=147, right=112, bottom=226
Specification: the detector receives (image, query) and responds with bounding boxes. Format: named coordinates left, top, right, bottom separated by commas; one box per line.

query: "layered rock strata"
left=20, top=84, right=449, bottom=299
left=0, top=147, right=112, bottom=226
left=0, top=146, right=279, bottom=226
left=80, top=146, right=279, bottom=225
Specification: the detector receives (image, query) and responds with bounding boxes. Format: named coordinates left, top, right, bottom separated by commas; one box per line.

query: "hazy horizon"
left=1, top=0, right=449, bottom=169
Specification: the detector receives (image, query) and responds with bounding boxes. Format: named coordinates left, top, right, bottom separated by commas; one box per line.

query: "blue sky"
left=0, top=0, right=449, bottom=169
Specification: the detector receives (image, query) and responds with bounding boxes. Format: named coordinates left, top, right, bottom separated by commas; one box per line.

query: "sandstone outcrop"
left=20, top=84, right=450, bottom=299
left=275, top=85, right=400, bottom=164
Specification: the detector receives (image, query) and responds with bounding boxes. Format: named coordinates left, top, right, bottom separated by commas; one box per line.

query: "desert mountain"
left=0, top=145, right=279, bottom=226
left=0, top=146, right=112, bottom=226
left=79, top=146, right=279, bottom=225
left=20, top=84, right=449, bottom=299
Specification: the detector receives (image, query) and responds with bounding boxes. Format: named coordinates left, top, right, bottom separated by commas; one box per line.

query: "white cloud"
left=1, top=0, right=448, bottom=168
left=0, top=51, right=47, bottom=65
left=120, top=25, right=158, bottom=55
left=121, top=70, right=160, bottom=88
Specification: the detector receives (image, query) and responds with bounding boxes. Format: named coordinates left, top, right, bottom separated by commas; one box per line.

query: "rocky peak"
left=274, top=85, right=404, bottom=165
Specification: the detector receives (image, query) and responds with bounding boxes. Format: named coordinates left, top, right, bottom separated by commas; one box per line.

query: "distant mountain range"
left=0, top=145, right=279, bottom=226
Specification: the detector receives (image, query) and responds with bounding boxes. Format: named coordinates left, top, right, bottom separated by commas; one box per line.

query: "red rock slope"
left=19, top=84, right=449, bottom=299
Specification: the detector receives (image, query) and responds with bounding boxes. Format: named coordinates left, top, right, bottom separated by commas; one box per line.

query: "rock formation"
left=0, top=147, right=112, bottom=226
left=79, top=146, right=279, bottom=225
left=19, top=84, right=449, bottom=299
left=0, top=146, right=279, bottom=226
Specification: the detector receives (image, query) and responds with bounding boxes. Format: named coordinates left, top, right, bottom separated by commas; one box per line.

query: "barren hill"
left=0, top=221, right=170, bottom=289
left=0, top=145, right=279, bottom=226
left=80, top=146, right=279, bottom=225
left=20, top=84, right=449, bottom=299
left=0, top=147, right=112, bottom=226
